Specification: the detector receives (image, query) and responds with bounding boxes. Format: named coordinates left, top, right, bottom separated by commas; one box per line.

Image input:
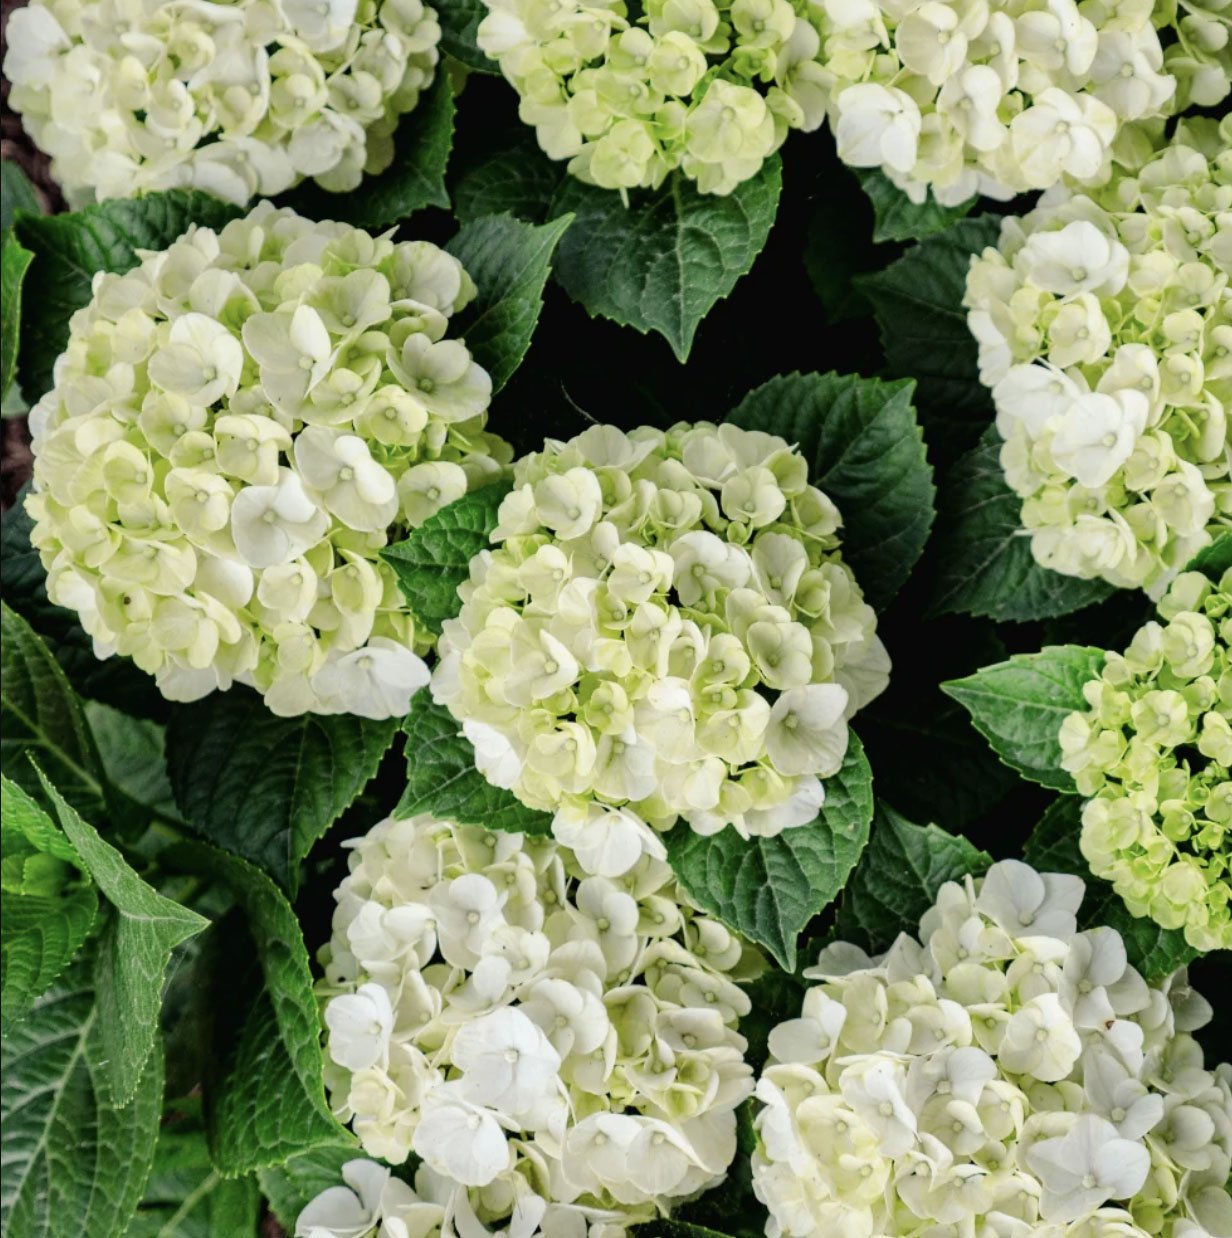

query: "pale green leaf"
left=1024, top=796, right=1197, bottom=981
left=257, top=1143, right=363, bottom=1231
left=396, top=689, right=553, bottom=834
left=2, top=234, right=34, bottom=399
left=665, top=734, right=874, bottom=971
left=14, top=191, right=242, bottom=401
left=84, top=701, right=179, bottom=826
left=833, top=805, right=992, bottom=952
left=942, top=646, right=1106, bottom=790
left=382, top=482, right=511, bottom=634
left=166, top=687, right=397, bottom=891
left=1, top=162, right=42, bottom=236
left=447, top=214, right=571, bottom=390
left=929, top=428, right=1114, bottom=621
left=727, top=371, right=934, bottom=610
left=1, top=963, right=163, bottom=1238
left=36, top=770, right=208, bottom=1106
left=549, top=161, right=782, bottom=360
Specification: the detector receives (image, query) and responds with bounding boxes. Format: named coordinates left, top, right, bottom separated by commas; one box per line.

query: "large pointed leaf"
left=166, top=687, right=397, bottom=891
left=727, top=371, right=934, bottom=610
left=1, top=963, right=164, bottom=1238
left=665, top=734, right=874, bottom=971
left=549, top=161, right=781, bottom=360
left=37, top=771, right=208, bottom=1106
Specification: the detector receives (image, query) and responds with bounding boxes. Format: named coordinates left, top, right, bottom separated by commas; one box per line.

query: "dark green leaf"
left=1, top=962, right=164, bottom=1238
left=447, top=214, right=571, bottom=390
left=1, top=162, right=43, bottom=237
left=257, top=1143, right=362, bottom=1231
left=1, top=777, right=97, bottom=1034
left=942, top=646, right=1106, bottom=791
left=166, top=686, right=397, bottom=892
left=15, top=191, right=242, bottom=401
left=727, top=371, right=934, bottom=610
left=36, top=769, right=208, bottom=1105
left=1184, top=530, right=1232, bottom=582
left=665, top=734, right=874, bottom=971
left=857, top=169, right=975, bottom=244
left=634, top=1222, right=742, bottom=1238
left=834, top=804, right=992, bottom=952
left=436, top=0, right=501, bottom=71
left=84, top=700, right=179, bottom=825
left=1024, top=796, right=1197, bottom=981
left=929, top=428, right=1115, bottom=621
left=397, top=689, right=553, bottom=834
left=283, top=75, right=455, bottom=227
left=802, top=171, right=875, bottom=323
left=2, top=234, right=34, bottom=399
left=452, top=133, right=561, bottom=225
left=382, top=482, right=510, bottom=634
left=549, top=160, right=782, bottom=361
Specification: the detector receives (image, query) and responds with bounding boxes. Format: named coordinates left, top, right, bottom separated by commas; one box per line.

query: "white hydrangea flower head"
left=815, top=0, right=1230, bottom=205
left=964, top=118, right=1232, bottom=593
left=25, top=203, right=512, bottom=719
left=3, top=0, right=441, bottom=207
left=429, top=421, right=889, bottom=869
left=751, top=858, right=1232, bottom=1238
left=474, top=0, right=831, bottom=195
left=316, top=813, right=758, bottom=1234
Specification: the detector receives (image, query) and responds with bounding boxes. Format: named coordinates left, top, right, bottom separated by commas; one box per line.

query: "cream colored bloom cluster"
left=753, top=859, right=1232, bottom=1238
left=965, top=119, right=1232, bottom=592
left=317, top=813, right=757, bottom=1234
left=474, top=0, right=834, bottom=195
left=26, top=203, right=510, bottom=719
left=1060, top=567, right=1231, bottom=952
left=3, top=0, right=441, bottom=207
left=431, top=422, right=889, bottom=872
left=815, top=0, right=1230, bottom=206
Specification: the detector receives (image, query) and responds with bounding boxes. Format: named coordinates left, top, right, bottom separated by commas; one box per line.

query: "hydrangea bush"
left=1060, top=568, right=1231, bottom=951
left=24, top=202, right=509, bottom=718
left=752, top=858, right=1232, bottom=1237
left=316, top=812, right=757, bottom=1231
left=431, top=421, right=889, bottom=868
left=964, top=118, right=1232, bottom=592
left=3, top=0, right=442, bottom=207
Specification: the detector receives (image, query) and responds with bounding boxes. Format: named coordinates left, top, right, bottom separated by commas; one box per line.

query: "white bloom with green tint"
left=316, top=813, right=757, bottom=1232
left=25, top=203, right=512, bottom=718
left=3, top=0, right=442, bottom=207
left=1060, top=568, right=1232, bottom=951
left=965, top=119, right=1232, bottom=592
left=431, top=422, right=888, bottom=870
left=752, top=859, right=1232, bottom=1238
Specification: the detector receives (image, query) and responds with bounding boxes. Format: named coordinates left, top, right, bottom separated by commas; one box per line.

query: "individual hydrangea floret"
left=965, top=118, right=1232, bottom=592
left=26, top=203, right=511, bottom=719
left=430, top=421, right=889, bottom=872
left=1060, top=567, right=1231, bottom=952
left=316, top=813, right=758, bottom=1234
left=295, top=1158, right=444, bottom=1238
left=752, top=858, right=1232, bottom=1238
left=474, top=0, right=832, bottom=195
left=816, top=0, right=1230, bottom=206
left=3, top=0, right=441, bottom=207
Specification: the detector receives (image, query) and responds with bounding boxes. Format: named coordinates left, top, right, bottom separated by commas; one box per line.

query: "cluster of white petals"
left=317, top=812, right=757, bottom=1236
left=814, top=0, right=1230, bottom=206
left=3, top=0, right=440, bottom=207
left=430, top=421, right=889, bottom=871
left=26, top=203, right=510, bottom=718
left=965, top=119, right=1232, bottom=592
left=752, top=858, right=1232, bottom=1238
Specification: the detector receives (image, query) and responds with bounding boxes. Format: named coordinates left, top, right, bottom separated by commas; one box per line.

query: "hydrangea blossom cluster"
left=752, top=859, right=1232, bottom=1238
left=3, top=0, right=441, bottom=207
left=25, top=203, right=510, bottom=718
left=474, top=0, right=832, bottom=195
left=1060, top=567, right=1232, bottom=952
left=317, top=813, right=757, bottom=1235
left=965, top=119, right=1232, bottom=591
left=431, top=422, right=889, bottom=870
left=810, top=0, right=1230, bottom=205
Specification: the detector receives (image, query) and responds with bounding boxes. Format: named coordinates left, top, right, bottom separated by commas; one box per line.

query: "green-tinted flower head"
left=431, top=421, right=889, bottom=875
left=965, top=118, right=1232, bottom=593
left=1060, top=566, right=1232, bottom=950
left=26, top=203, right=512, bottom=719
left=3, top=0, right=442, bottom=206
